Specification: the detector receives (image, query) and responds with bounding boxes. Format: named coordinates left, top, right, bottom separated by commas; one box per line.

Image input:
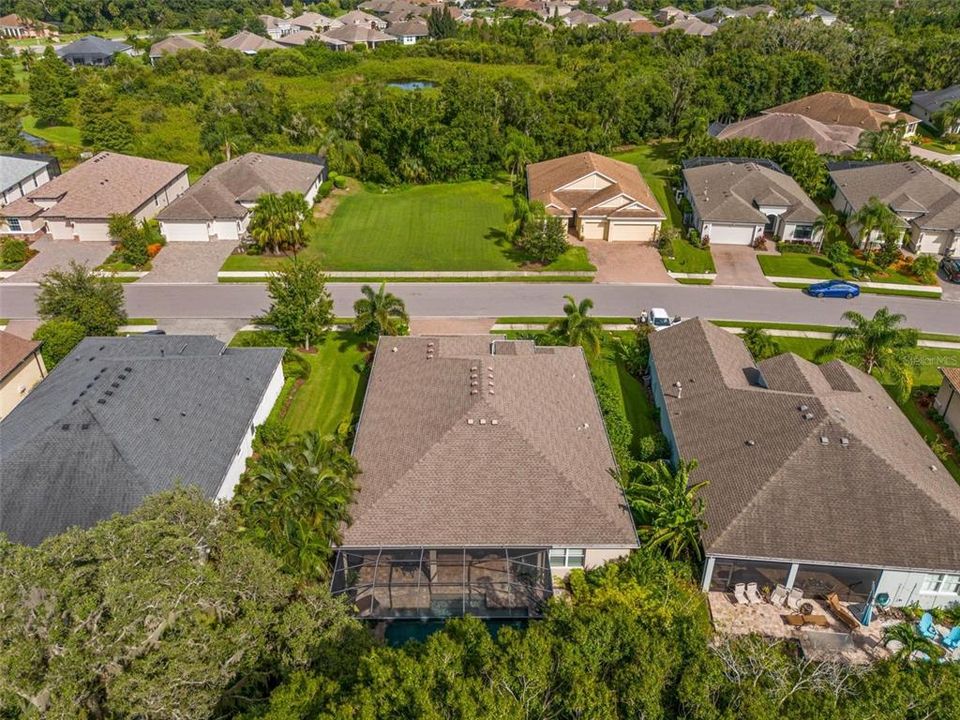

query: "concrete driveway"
left=712, top=246, right=772, bottom=287
left=939, top=270, right=960, bottom=302
left=581, top=240, right=674, bottom=283
left=139, top=241, right=238, bottom=284
left=3, top=238, right=114, bottom=283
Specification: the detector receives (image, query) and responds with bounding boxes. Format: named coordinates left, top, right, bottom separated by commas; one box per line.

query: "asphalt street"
left=3, top=282, right=960, bottom=333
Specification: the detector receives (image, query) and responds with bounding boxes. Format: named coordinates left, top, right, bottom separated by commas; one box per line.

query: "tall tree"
left=28, top=49, right=68, bottom=127
left=260, top=258, right=333, bottom=349
left=248, top=191, right=310, bottom=256
left=35, top=260, right=127, bottom=336
left=934, top=98, right=960, bottom=134
left=883, top=623, right=945, bottom=665
left=819, top=308, right=919, bottom=401
left=857, top=122, right=911, bottom=162
left=500, top=129, right=539, bottom=190
left=851, top=197, right=902, bottom=250
left=79, top=82, right=133, bottom=152
left=427, top=6, right=458, bottom=39
left=548, top=295, right=605, bottom=357
left=0, top=102, right=26, bottom=152
left=352, top=282, right=409, bottom=338
left=741, top=327, right=780, bottom=361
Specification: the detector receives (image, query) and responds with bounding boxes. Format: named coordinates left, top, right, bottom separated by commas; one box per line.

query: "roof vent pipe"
left=674, top=381, right=683, bottom=399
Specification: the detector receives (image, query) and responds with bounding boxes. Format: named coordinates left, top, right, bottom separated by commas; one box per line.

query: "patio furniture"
left=826, top=592, right=861, bottom=631
left=746, top=582, right=763, bottom=605
left=918, top=612, right=940, bottom=640
left=803, top=614, right=830, bottom=627
left=785, top=587, right=803, bottom=611
left=942, top=627, right=960, bottom=650
left=785, top=614, right=805, bottom=626
left=733, top=583, right=749, bottom=605
left=769, top=584, right=788, bottom=607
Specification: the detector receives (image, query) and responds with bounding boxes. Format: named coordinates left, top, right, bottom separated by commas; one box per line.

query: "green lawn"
left=231, top=331, right=371, bottom=435
left=589, top=342, right=660, bottom=455
left=21, top=115, right=82, bottom=147
left=662, top=236, right=716, bottom=274
left=758, top=252, right=927, bottom=285
left=222, top=181, right=594, bottom=273
left=915, top=125, right=959, bottom=155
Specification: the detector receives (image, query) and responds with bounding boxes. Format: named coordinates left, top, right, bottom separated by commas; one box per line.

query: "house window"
left=921, top=574, right=960, bottom=595
left=549, top=548, right=585, bottom=568
left=7, top=218, right=22, bottom=232
left=793, top=225, right=813, bottom=240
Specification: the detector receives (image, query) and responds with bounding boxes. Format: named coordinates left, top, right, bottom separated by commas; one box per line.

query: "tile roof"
left=0, top=330, right=41, bottom=384
left=56, top=35, right=131, bottom=58
left=157, top=153, right=324, bottom=222
left=911, top=84, right=960, bottom=114
left=764, top=92, right=919, bottom=133
left=683, top=159, right=820, bottom=225
left=526, top=152, right=665, bottom=221
left=648, top=319, right=960, bottom=573
left=343, top=336, right=638, bottom=548
left=829, top=161, right=960, bottom=231
left=218, top=31, right=284, bottom=52
left=0, top=152, right=187, bottom=221
left=149, top=35, right=205, bottom=57
left=0, top=335, right=284, bottom=546
left=0, top=154, right=50, bottom=194
left=712, top=113, right=862, bottom=155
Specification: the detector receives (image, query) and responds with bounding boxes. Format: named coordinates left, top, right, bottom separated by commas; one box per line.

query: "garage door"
left=607, top=222, right=657, bottom=243
left=707, top=224, right=754, bottom=245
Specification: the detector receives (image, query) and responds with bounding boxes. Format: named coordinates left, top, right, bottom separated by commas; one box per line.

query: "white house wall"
left=877, top=570, right=960, bottom=610
left=911, top=227, right=958, bottom=256
left=1, top=167, right=52, bottom=207
left=562, top=173, right=612, bottom=192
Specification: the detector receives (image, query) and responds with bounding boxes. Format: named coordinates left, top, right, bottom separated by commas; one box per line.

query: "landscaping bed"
left=759, top=252, right=929, bottom=285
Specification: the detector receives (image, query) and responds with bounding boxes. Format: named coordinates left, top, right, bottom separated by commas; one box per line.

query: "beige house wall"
left=562, top=173, right=612, bottom=192
left=0, top=352, right=46, bottom=419
left=579, top=218, right=605, bottom=241
left=934, top=378, right=960, bottom=438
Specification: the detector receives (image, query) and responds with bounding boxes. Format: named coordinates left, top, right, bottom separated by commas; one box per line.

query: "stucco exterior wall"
left=563, top=173, right=611, bottom=191
left=877, top=569, right=960, bottom=610
left=934, top=377, right=960, bottom=438
left=0, top=351, right=46, bottom=419
left=1, top=167, right=52, bottom=206
left=579, top=218, right=605, bottom=241
left=911, top=227, right=958, bottom=256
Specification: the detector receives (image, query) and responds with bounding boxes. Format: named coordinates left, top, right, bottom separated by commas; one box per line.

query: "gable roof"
left=0, top=154, right=50, bottom=194
left=149, top=35, right=205, bottom=57
left=526, top=152, right=665, bottom=221
left=56, top=35, right=131, bottom=58
left=324, top=23, right=396, bottom=43
left=0, top=152, right=187, bottom=222
left=605, top=8, right=642, bottom=23
left=911, top=84, right=960, bottom=114
left=682, top=158, right=820, bottom=225
left=218, top=31, right=283, bottom=53
left=828, top=161, right=960, bottom=230
left=648, top=319, right=960, bottom=573
left=0, top=330, right=41, bottom=384
left=764, top=92, right=918, bottom=133
left=565, top=9, right=604, bottom=26
left=338, top=9, right=384, bottom=26
left=290, top=11, right=341, bottom=30
left=385, top=18, right=429, bottom=37
left=157, top=153, right=324, bottom=222
left=0, top=336, right=283, bottom=546
left=628, top=17, right=660, bottom=34
left=661, top=16, right=717, bottom=35
left=712, top=112, right=862, bottom=155
left=344, top=336, right=638, bottom=548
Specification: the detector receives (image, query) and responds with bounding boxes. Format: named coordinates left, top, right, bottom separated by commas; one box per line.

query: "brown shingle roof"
left=649, top=319, right=960, bottom=572
left=218, top=31, right=283, bottom=52
left=0, top=331, right=41, bottom=384
left=526, top=152, right=665, bottom=221
left=713, top=112, right=862, bottom=155
left=0, top=152, right=187, bottom=221
left=764, top=92, right=919, bottom=133
left=343, top=336, right=638, bottom=548
left=942, top=367, right=960, bottom=392
left=324, top=23, right=396, bottom=43
left=149, top=35, right=204, bottom=57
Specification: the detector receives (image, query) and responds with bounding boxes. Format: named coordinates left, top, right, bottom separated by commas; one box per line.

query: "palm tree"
left=851, top=197, right=902, bottom=253
left=248, top=192, right=310, bottom=255
left=234, top=430, right=359, bottom=580
left=742, top=327, right=780, bottom=361
left=624, top=459, right=708, bottom=561
left=812, top=212, right=844, bottom=250
left=857, top=121, right=910, bottom=162
left=353, top=282, right=409, bottom=337
left=501, top=131, right=538, bottom=190
left=883, top=622, right=944, bottom=665
left=818, top=308, right=919, bottom=401
left=548, top=295, right=605, bottom=357
left=934, top=98, right=960, bottom=135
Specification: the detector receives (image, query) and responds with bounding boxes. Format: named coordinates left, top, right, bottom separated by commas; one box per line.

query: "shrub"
left=687, top=228, right=701, bottom=248
left=146, top=243, right=163, bottom=259
left=33, top=318, right=86, bottom=368
left=636, top=433, right=670, bottom=461
left=317, top=179, right=334, bottom=199
left=515, top=215, right=568, bottom=265
left=591, top=373, right=635, bottom=474
left=910, top=254, right=939, bottom=284
left=831, top=262, right=850, bottom=279
left=1, top=237, right=28, bottom=264
left=253, top=418, right=290, bottom=451
left=333, top=175, right=348, bottom=190
left=780, top=242, right=817, bottom=255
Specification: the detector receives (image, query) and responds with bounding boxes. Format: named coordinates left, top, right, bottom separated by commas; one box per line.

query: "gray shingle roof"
left=56, top=35, right=132, bottom=59
left=648, top=319, right=960, bottom=573
left=344, top=336, right=638, bottom=549
left=0, top=155, right=50, bottom=195
left=0, top=336, right=283, bottom=546
left=911, top=84, right=960, bottom=114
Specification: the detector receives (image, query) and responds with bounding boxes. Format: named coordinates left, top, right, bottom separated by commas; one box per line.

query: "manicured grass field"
left=231, top=331, right=370, bottom=435
left=662, top=235, right=716, bottom=274
left=22, top=115, right=82, bottom=147
left=590, top=342, right=660, bottom=454
left=758, top=252, right=926, bottom=285
left=221, top=181, right=594, bottom=273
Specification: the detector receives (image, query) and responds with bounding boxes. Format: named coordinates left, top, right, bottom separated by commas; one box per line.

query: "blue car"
left=806, top=280, right=860, bottom=299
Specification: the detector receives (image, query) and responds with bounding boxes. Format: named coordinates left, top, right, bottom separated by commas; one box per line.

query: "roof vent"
left=467, top=419, right=474, bottom=425
left=840, top=437, right=849, bottom=447
left=61, top=423, right=70, bottom=431
left=798, top=404, right=808, bottom=412
left=392, top=347, right=398, bottom=353
left=745, top=439, right=756, bottom=446
left=803, top=412, right=814, bottom=420
left=819, top=436, right=829, bottom=445
left=124, top=366, right=132, bottom=372
left=491, top=419, right=499, bottom=425
left=931, top=465, right=937, bottom=471
left=97, top=398, right=106, bottom=405
left=470, top=389, right=478, bottom=395
left=479, top=418, right=487, bottom=425
left=81, top=423, right=90, bottom=430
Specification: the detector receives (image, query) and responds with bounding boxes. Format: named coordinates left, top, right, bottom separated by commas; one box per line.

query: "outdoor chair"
left=918, top=612, right=940, bottom=641
left=733, top=583, right=749, bottom=605
left=769, top=584, right=788, bottom=607
left=942, top=626, right=960, bottom=650
left=785, top=588, right=803, bottom=611
left=746, top=582, right=763, bottom=605
left=826, top=593, right=862, bottom=631
left=802, top=614, right=830, bottom=627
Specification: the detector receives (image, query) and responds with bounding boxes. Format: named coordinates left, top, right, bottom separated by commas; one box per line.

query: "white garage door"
left=707, top=224, right=754, bottom=245
left=607, top=222, right=657, bottom=243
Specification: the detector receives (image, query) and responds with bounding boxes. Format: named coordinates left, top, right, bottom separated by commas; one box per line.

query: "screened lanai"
left=331, top=548, right=554, bottom=620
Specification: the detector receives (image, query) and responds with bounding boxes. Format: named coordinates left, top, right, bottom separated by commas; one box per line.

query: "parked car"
left=806, top=280, right=861, bottom=299
left=941, top=257, right=960, bottom=284
left=641, top=307, right=681, bottom=331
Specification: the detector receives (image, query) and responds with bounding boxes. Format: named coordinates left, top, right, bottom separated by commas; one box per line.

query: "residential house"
left=331, top=335, right=638, bottom=620
left=695, top=6, right=736, bottom=24
left=323, top=23, right=398, bottom=49
left=338, top=10, right=389, bottom=30
left=934, top=368, right=960, bottom=442
left=527, top=152, right=665, bottom=242
left=218, top=31, right=284, bottom=54
left=1, top=154, right=59, bottom=207
left=659, top=16, right=717, bottom=36
left=359, top=0, right=404, bottom=12
left=735, top=4, right=776, bottom=19
left=709, top=113, right=862, bottom=156
left=911, top=85, right=960, bottom=134
left=0, top=14, right=57, bottom=39
left=655, top=5, right=688, bottom=23
left=628, top=17, right=660, bottom=35
left=794, top=5, right=838, bottom=25
left=386, top=18, right=430, bottom=44
left=0, top=151, right=189, bottom=242
left=56, top=36, right=135, bottom=67
left=0, top=331, right=45, bottom=420
left=148, top=35, right=205, bottom=64
left=276, top=30, right=348, bottom=50
left=0, top=335, right=284, bottom=546
left=563, top=10, right=604, bottom=27
left=258, top=14, right=293, bottom=39
left=764, top=92, right=920, bottom=138
left=604, top=8, right=643, bottom=24
left=680, top=158, right=821, bottom=246
left=648, top=318, right=960, bottom=610
left=289, top=12, right=343, bottom=32
left=158, top=153, right=325, bottom=243
left=828, top=160, right=960, bottom=256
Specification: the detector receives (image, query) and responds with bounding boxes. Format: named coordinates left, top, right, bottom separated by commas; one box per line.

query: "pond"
left=387, top=80, right=436, bottom=91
